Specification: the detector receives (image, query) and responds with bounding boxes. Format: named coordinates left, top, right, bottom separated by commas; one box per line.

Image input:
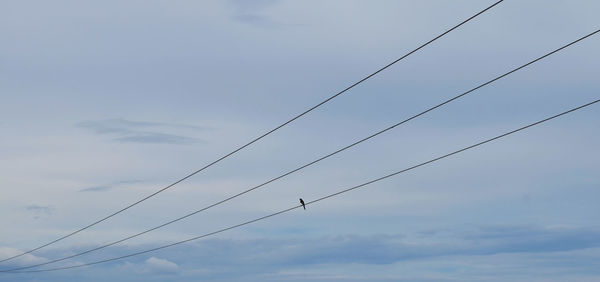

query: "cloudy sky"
left=1, top=0, right=599, bottom=281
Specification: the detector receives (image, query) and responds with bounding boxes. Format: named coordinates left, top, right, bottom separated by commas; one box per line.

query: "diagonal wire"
left=0, top=0, right=504, bottom=264
left=8, top=98, right=599, bottom=273
left=3, top=27, right=598, bottom=272
left=5, top=28, right=599, bottom=272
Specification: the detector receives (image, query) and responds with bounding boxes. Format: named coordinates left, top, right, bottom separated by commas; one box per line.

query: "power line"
left=4, top=26, right=597, bottom=272
left=0, top=0, right=504, bottom=264
left=8, top=98, right=598, bottom=273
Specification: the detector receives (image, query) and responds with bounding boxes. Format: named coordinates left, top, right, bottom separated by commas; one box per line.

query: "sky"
left=0, top=0, right=599, bottom=281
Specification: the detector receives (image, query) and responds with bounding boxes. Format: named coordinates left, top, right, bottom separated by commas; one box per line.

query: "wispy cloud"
left=77, top=118, right=206, bottom=145
left=114, top=132, right=198, bottom=144
left=25, top=205, right=54, bottom=220
left=79, top=185, right=111, bottom=192
left=79, top=180, right=141, bottom=193
left=229, top=0, right=281, bottom=27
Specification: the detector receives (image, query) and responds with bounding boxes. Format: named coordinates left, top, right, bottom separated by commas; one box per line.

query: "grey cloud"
left=77, top=118, right=206, bottom=145
left=78, top=118, right=207, bottom=133
left=89, top=225, right=599, bottom=272
left=25, top=205, right=53, bottom=214
left=25, top=205, right=54, bottom=220
left=465, top=225, right=600, bottom=255
left=79, top=180, right=141, bottom=193
left=190, top=226, right=598, bottom=266
left=78, top=119, right=153, bottom=135
left=79, top=185, right=111, bottom=192
left=114, top=132, right=198, bottom=144
left=229, top=0, right=280, bottom=26
left=4, top=226, right=599, bottom=281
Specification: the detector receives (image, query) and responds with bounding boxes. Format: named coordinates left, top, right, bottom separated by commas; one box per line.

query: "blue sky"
left=1, top=0, right=599, bottom=281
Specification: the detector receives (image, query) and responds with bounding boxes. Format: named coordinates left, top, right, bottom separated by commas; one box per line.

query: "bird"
left=299, top=198, right=306, bottom=210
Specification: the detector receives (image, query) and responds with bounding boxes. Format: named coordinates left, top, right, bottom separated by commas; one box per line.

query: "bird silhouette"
left=299, top=198, right=306, bottom=210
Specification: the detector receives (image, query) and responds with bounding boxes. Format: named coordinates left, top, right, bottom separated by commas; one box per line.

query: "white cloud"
left=0, top=246, right=48, bottom=267
left=144, top=257, right=179, bottom=273
left=117, top=256, right=179, bottom=275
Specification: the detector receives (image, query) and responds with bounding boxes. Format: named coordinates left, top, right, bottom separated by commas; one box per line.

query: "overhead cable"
left=4, top=26, right=598, bottom=272
left=8, top=98, right=598, bottom=273
left=0, top=0, right=504, bottom=263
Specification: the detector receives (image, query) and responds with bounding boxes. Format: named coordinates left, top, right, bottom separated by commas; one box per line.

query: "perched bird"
left=299, top=198, right=306, bottom=210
